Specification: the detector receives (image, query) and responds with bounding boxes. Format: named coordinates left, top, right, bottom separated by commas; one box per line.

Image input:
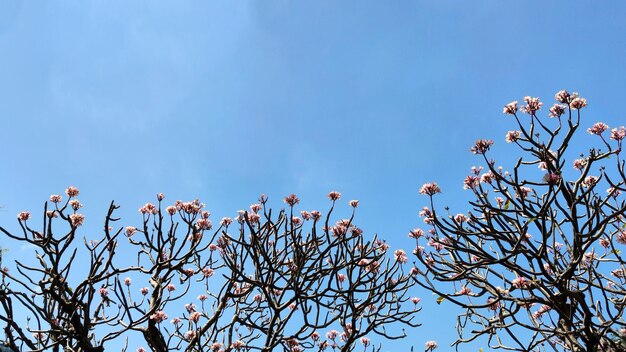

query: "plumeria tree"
left=0, top=189, right=418, bottom=352
left=414, top=90, right=626, bottom=351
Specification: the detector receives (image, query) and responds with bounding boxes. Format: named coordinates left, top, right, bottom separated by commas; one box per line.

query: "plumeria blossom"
left=611, top=126, right=626, bottom=141
left=511, top=276, right=531, bottom=289
left=425, top=340, right=438, bottom=351
left=570, top=97, right=587, bottom=109
left=470, top=139, right=494, bottom=154
left=394, top=249, right=408, bottom=264
left=520, top=96, right=543, bottom=114
left=555, top=90, right=570, bottom=103
left=419, top=182, right=441, bottom=196
left=150, top=310, right=168, bottom=323
left=327, top=191, right=341, bottom=201
left=502, top=101, right=518, bottom=115
left=549, top=104, right=566, bottom=118
left=573, top=158, right=587, bottom=171
left=588, top=122, right=609, bottom=135
left=69, top=213, right=85, bottom=227
left=65, top=186, right=79, bottom=198
left=505, top=130, right=521, bottom=143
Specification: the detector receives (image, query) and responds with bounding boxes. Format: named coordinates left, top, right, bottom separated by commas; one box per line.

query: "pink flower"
left=284, top=194, right=300, bottom=206
left=248, top=212, right=261, bottom=223
left=582, top=176, right=598, bottom=188
left=425, top=340, right=438, bottom=351
left=463, top=175, right=479, bottom=190
left=326, top=330, right=339, bottom=340
left=617, top=231, right=626, bottom=245
left=511, top=276, right=530, bottom=289
left=310, top=210, right=322, bottom=221
left=202, top=267, right=214, bottom=278
left=457, top=286, right=472, bottom=295
left=555, top=90, right=570, bottom=103
left=197, top=294, right=208, bottom=301
left=196, top=218, right=212, bottom=230
left=125, top=226, right=137, bottom=237
left=411, top=297, right=421, bottom=305
left=600, top=237, right=610, bottom=249
left=454, top=214, right=467, bottom=223
left=150, top=310, right=168, bottom=323
left=505, top=130, right=521, bottom=143
left=140, top=287, right=150, bottom=295
left=549, top=104, right=567, bottom=118
left=185, top=330, right=196, bottom=340
left=419, top=182, right=441, bottom=196
left=360, top=337, right=370, bottom=346
left=613, top=268, right=626, bottom=278
left=291, top=216, right=302, bottom=225
left=69, top=200, right=82, bottom=210
left=336, top=273, right=346, bottom=283
left=394, top=249, right=408, bottom=264
left=375, top=239, right=389, bottom=252
left=543, top=173, right=561, bottom=185
left=185, top=303, right=196, bottom=313
left=327, top=191, right=341, bottom=201
left=570, top=97, right=587, bottom=109
left=65, top=186, right=79, bottom=198
left=171, top=317, right=181, bottom=325
left=50, top=194, right=62, bottom=203
left=166, top=206, right=177, bottom=215
left=69, top=213, right=85, bottom=227
left=487, top=297, right=501, bottom=311
left=46, top=210, right=58, bottom=218
left=470, top=139, right=494, bottom=154
left=231, top=340, right=245, bottom=350
left=220, top=217, right=232, bottom=227
left=179, top=200, right=204, bottom=214
left=573, top=158, right=587, bottom=170
left=166, top=284, right=176, bottom=292
left=410, top=267, right=419, bottom=276
left=250, top=203, right=262, bottom=213
left=99, top=287, right=109, bottom=297
left=157, top=193, right=164, bottom=201
left=140, top=203, right=158, bottom=215
left=515, top=186, right=533, bottom=199
left=520, top=96, right=542, bottom=114
left=17, top=211, right=30, bottom=221
left=611, top=126, right=626, bottom=141
left=311, top=332, right=320, bottom=341
left=409, top=228, right=424, bottom=239
left=124, top=277, right=132, bottom=286
left=349, top=199, right=359, bottom=208
left=189, top=311, right=201, bottom=323
left=588, top=122, right=609, bottom=135
left=137, top=348, right=146, bottom=352
left=502, top=101, right=518, bottom=115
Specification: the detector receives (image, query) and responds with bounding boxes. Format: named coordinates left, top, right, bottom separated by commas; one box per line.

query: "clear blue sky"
left=1, top=1, right=626, bottom=351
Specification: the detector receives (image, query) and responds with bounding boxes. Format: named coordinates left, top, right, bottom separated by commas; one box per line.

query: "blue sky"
left=1, top=1, right=626, bottom=351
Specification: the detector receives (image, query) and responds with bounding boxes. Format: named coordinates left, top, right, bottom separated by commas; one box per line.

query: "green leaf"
left=614, top=249, right=622, bottom=255
left=526, top=217, right=537, bottom=226
left=504, top=200, right=510, bottom=210
left=436, top=296, right=445, bottom=305
left=479, top=349, right=484, bottom=352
